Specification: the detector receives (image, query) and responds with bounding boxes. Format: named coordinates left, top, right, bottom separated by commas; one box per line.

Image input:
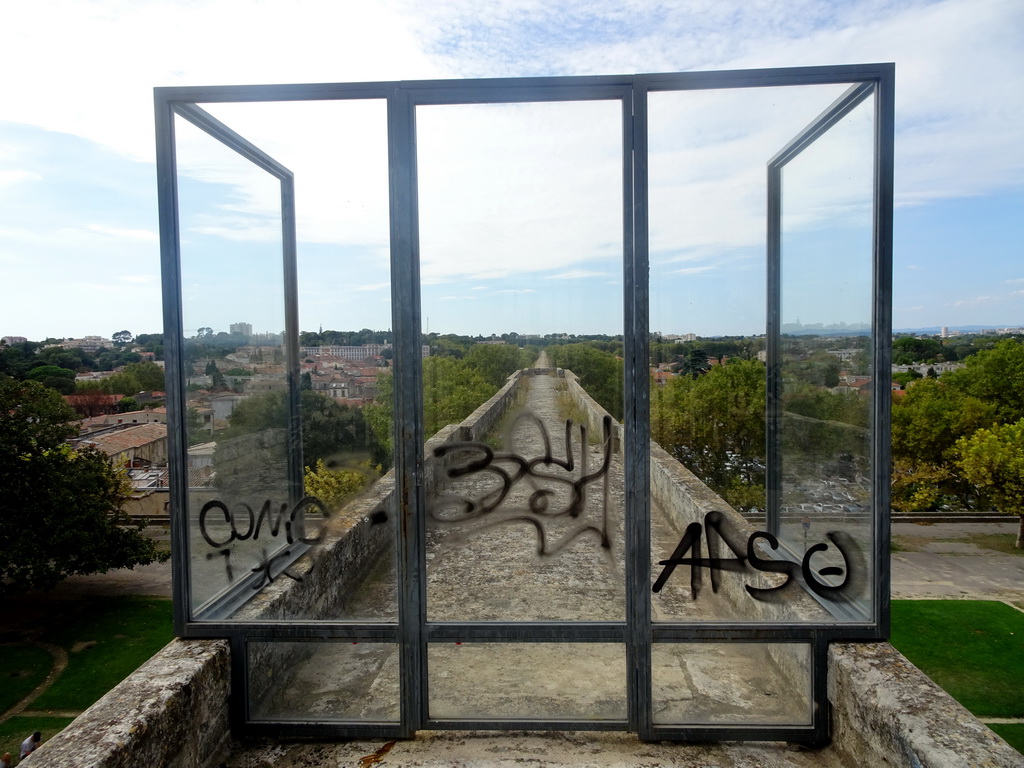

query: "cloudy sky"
left=1, top=0, right=1021, bottom=341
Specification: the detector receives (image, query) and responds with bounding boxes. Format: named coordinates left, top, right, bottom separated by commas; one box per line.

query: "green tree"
left=118, top=396, right=140, bottom=413
left=890, top=378, right=996, bottom=511
left=893, top=336, right=944, bottom=365
left=464, top=343, right=531, bottom=387
left=225, top=390, right=387, bottom=470
left=422, top=357, right=497, bottom=436
left=942, top=338, right=1024, bottom=424
left=546, top=343, right=623, bottom=420
left=671, top=347, right=711, bottom=378
left=956, top=419, right=1024, bottom=548
left=36, top=346, right=94, bottom=372
left=892, top=369, right=922, bottom=389
left=112, top=330, right=133, bottom=347
left=27, top=364, right=77, bottom=394
left=652, top=359, right=766, bottom=513
left=0, top=340, right=41, bottom=379
left=0, top=377, right=168, bottom=593
left=304, top=458, right=373, bottom=511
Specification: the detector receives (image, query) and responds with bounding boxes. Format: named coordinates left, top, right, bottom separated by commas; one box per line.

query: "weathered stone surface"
left=830, top=641, right=1022, bottom=767
left=25, top=638, right=230, bottom=768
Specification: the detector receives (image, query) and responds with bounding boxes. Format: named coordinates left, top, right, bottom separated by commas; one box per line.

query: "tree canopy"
left=652, top=359, right=766, bottom=513
left=546, top=343, right=623, bottom=420
left=891, top=338, right=1024, bottom=512
left=0, top=376, right=168, bottom=593
left=956, top=419, right=1024, bottom=547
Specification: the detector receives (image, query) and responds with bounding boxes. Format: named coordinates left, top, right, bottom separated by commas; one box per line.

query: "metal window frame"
left=154, top=62, right=894, bottom=745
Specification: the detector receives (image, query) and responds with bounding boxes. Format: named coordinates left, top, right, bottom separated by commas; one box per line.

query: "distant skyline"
left=2, top=0, right=1022, bottom=340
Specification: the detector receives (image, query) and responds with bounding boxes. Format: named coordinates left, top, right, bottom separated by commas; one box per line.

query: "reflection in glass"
left=652, top=643, right=811, bottom=725
left=175, top=102, right=398, bottom=622
left=775, top=96, right=875, bottom=620
left=429, top=643, right=626, bottom=721
left=248, top=641, right=400, bottom=722
left=176, top=114, right=295, bottom=616
left=648, top=86, right=876, bottom=624
left=415, top=100, right=626, bottom=623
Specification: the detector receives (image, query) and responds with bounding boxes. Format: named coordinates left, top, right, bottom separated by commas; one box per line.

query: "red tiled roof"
left=80, top=423, right=167, bottom=456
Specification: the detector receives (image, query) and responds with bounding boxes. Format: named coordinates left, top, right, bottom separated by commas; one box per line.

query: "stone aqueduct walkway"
left=256, top=367, right=810, bottom=728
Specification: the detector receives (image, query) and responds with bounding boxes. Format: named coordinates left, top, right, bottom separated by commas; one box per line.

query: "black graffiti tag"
left=653, top=511, right=863, bottom=603
left=200, top=496, right=330, bottom=588
left=430, top=413, right=614, bottom=557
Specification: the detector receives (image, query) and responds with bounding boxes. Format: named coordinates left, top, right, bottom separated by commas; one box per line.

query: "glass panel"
left=248, top=641, right=400, bottom=722
left=176, top=114, right=294, bottom=617
left=176, top=100, right=397, bottom=621
left=652, top=643, right=812, bottom=725
left=648, top=85, right=871, bottom=623
left=775, top=95, right=875, bottom=621
left=415, top=100, right=626, bottom=622
left=429, top=643, right=626, bottom=721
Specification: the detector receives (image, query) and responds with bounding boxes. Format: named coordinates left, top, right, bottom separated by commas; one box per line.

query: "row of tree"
left=893, top=333, right=1021, bottom=365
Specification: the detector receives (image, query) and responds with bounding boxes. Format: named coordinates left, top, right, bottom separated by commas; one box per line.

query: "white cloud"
left=0, top=170, right=41, bottom=187
left=672, top=266, right=715, bottom=276
left=545, top=270, right=608, bottom=280
left=87, top=225, right=158, bottom=242
left=2, top=0, right=1022, bottom=338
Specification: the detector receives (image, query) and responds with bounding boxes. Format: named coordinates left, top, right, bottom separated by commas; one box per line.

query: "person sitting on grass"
left=20, top=731, right=41, bottom=759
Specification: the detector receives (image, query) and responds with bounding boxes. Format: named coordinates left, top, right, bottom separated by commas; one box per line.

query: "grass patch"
left=0, top=714, right=76, bottom=761
left=0, top=645, right=53, bottom=713
left=890, top=535, right=922, bottom=553
left=891, top=600, right=1024, bottom=719
left=966, top=533, right=1024, bottom=556
left=30, top=596, right=173, bottom=712
left=987, top=723, right=1024, bottom=754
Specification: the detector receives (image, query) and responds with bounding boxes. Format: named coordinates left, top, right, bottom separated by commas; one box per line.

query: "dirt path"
left=0, top=642, right=69, bottom=724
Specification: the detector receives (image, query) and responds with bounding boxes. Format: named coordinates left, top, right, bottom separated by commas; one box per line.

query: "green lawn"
left=0, top=595, right=173, bottom=757
left=891, top=599, right=1024, bottom=753
left=0, top=644, right=53, bottom=713
left=0, top=715, right=76, bottom=762
left=30, top=596, right=173, bottom=712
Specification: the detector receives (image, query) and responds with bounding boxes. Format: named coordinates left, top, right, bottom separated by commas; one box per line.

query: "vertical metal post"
left=872, top=67, right=895, bottom=635
left=388, top=86, right=427, bottom=736
left=282, top=174, right=304, bottom=507
left=766, top=164, right=783, bottom=539
left=626, top=83, right=654, bottom=739
left=154, top=93, right=192, bottom=635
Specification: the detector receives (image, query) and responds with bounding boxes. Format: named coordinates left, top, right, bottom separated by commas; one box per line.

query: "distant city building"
left=1, top=335, right=27, bottom=345
left=940, top=326, right=949, bottom=338
left=826, top=348, right=861, bottom=363
left=59, top=335, right=111, bottom=353
left=300, top=344, right=430, bottom=359
left=230, top=321, right=253, bottom=337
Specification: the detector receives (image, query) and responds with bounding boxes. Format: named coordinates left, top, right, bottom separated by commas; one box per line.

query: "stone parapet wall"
left=829, top=642, right=1022, bottom=767
left=26, top=639, right=231, bottom=768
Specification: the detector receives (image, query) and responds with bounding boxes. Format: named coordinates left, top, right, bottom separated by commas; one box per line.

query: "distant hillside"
left=894, top=325, right=1022, bottom=335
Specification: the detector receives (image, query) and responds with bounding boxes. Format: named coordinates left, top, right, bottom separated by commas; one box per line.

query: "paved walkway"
left=891, top=521, right=1024, bottom=605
